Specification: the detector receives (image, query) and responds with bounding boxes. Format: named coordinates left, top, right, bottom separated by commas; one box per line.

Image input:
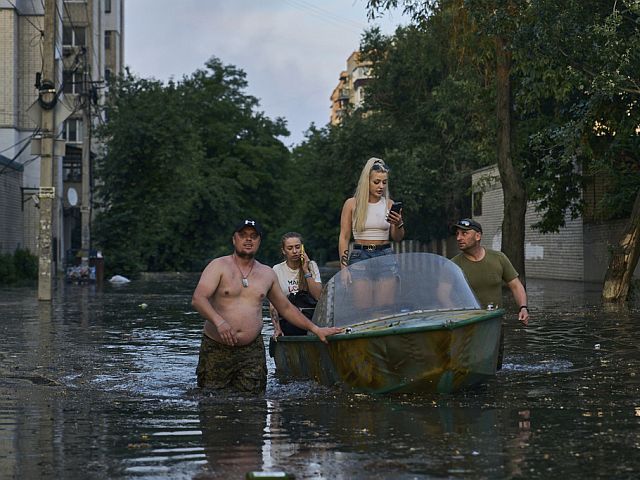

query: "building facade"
left=471, top=164, right=639, bottom=282
left=0, top=0, right=124, bottom=268
left=330, top=51, right=372, bottom=126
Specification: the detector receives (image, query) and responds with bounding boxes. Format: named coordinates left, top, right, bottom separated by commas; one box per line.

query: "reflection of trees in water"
left=196, top=399, right=267, bottom=479
left=265, top=396, right=527, bottom=478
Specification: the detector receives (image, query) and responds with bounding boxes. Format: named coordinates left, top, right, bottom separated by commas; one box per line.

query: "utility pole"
left=81, top=70, right=91, bottom=261
left=37, top=0, right=58, bottom=301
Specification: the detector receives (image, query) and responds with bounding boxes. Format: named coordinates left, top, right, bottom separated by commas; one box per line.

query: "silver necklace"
left=233, top=254, right=255, bottom=288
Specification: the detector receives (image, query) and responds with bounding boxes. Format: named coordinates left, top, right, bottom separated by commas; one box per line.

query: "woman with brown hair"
left=270, top=232, right=322, bottom=336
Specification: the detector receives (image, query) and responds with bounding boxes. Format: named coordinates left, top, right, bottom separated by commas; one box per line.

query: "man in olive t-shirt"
left=451, top=218, right=529, bottom=327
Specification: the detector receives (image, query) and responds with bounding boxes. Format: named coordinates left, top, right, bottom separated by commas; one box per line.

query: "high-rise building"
left=0, top=0, right=124, bottom=271
left=330, top=51, right=372, bottom=126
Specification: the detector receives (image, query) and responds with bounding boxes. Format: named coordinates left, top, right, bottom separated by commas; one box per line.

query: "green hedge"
left=0, top=249, right=38, bottom=285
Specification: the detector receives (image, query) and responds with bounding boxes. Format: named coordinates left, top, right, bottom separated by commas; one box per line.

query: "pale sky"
left=124, top=0, right=407, bottom=147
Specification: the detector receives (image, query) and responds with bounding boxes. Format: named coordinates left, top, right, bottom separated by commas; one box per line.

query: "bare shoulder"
left=199, top=255, right=231, bottom=280
left=205, top=255, right=231, bottom=270
left=255, top=261, right=277, bottom=280
left=343, top=197, right=356, bottom=211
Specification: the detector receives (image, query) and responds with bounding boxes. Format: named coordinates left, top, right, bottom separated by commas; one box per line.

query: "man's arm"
left=191, top=259, right=238, bottom=345
left=269, top=302, right=283, bottom=337
left=267, top=280, right=341, bottom=343
left=506, top=277, right=529, bottom=327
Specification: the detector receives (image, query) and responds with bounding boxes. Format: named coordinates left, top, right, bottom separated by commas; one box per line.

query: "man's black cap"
left=233, top=219, right=264, bottom=236
left=452, top=218, right=483, bottom=234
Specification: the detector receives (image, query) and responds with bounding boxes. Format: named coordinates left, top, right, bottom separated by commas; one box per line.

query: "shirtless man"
left=191, top=219, right=342, bottom=393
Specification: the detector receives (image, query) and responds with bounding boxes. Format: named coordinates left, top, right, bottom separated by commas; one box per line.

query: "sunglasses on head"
left=371, top=162, right=390, bottom=172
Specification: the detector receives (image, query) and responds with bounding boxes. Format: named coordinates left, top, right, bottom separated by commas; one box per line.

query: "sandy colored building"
left=330, top=51, right=372, bottom=126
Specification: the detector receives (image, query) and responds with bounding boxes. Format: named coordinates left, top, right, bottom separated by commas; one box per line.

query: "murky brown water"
left=1, top=274, right=639, bottom=479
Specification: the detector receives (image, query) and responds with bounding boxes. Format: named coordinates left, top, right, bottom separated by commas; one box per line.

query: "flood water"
left=1, top=273, right=639, bottom=479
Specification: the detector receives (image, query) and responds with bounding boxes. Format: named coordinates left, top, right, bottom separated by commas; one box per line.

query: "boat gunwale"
left=273, top=308, right=504, bottom=343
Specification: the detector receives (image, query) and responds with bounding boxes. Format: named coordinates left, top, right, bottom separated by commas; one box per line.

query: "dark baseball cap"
left=452, top=218, right=482, bottom=233
left=233, top=219, right=264, bottom=236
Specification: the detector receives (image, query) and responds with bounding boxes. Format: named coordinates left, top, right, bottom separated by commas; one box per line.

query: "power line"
left=0, top=129, right=41, bottom=177
left=6, top=0, right=45, bottom=32
left=280, top=0, right=365, bottom=34
left=0, top=135, right=35, bottom=155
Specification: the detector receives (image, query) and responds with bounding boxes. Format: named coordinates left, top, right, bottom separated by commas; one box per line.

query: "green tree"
left=513, top=0, right=640, bottom=300
left=367, top=0, right=530, bottom=280
left=287, top=19, right=496, bottom=261
left=95, top=58, right=291, bottom=275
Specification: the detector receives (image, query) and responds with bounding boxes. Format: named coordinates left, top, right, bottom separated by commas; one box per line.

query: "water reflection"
left=196, top=398, right=267, bottom=478
left=0, top=276, right=639, bottom=479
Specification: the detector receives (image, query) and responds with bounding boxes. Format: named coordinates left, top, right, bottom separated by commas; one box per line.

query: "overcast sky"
left=124, top=0, right=407, bottom=147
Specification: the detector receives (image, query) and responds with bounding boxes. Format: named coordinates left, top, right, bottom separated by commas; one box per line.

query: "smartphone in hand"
left=390, top=201, right=403, bottom=214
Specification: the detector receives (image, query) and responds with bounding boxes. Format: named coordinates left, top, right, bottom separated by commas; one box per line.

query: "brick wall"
left=0, top=10, right=17, bottom=128
left=0, top=161, right=24, bottom=253
left=584, top=220, right=640, bottom=283
left=471, top=165, right=638, bottom=282
left=18, top=14, right=43, bottom=129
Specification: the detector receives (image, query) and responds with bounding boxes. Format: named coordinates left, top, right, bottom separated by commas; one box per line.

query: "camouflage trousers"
left=196, top=333, right=267, bottom=394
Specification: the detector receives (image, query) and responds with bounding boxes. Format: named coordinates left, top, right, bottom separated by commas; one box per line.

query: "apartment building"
left=330, top=51, right=372, bottom=126
left=0, top=0, right=124, bottom=269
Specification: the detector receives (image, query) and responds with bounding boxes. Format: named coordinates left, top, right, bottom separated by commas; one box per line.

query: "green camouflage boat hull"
left=272, top=308, right=503, bottom=394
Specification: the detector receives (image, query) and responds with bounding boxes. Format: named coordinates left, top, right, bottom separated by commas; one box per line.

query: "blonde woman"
left=338, top=157, right=405, bottom=308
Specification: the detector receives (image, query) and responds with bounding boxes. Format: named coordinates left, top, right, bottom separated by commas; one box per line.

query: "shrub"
left=0, top=249, right=38, bottom=285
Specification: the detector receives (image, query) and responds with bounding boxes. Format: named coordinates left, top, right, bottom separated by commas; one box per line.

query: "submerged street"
left=1, top=273, right=639, bottom=479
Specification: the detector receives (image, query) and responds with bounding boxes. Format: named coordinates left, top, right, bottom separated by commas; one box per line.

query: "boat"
left=270, top=252, right=504, bottom=394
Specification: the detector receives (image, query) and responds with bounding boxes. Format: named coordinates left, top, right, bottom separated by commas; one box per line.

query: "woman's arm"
left=387, top=199, right=405, bottom=242
left=338, top=198, right=355, bottom=269
left=303, top=261, right=323, bottom=300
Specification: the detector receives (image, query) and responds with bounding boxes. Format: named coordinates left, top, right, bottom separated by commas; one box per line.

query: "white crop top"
left=353, top=197, right=390, bottom=241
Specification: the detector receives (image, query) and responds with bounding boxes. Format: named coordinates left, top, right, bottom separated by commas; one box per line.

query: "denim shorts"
left=348, top=246, right=394, bottom=265
left=348, top=246, right=398, bottom=279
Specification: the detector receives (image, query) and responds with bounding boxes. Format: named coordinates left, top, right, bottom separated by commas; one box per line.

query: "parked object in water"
left=270, top=253, right=504, bottom=394
left=109, top=275, right=130, bottom=284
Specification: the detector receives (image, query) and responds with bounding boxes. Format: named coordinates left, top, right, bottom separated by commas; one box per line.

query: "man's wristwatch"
left=304, top=272, right=313, bottom=279
left=519, top=305, right=529, bottom=312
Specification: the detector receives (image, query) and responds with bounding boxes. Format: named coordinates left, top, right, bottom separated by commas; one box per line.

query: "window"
left=63, top=119, right=83, bottom=143
left=104, top=31, right=111, bottom=50
left=105, top=0, right=111, bottom=13
left=63, top=70, right=83, bottom=95
left=63, top=158, right=82, bottom=182
left=63, top=26, right=86, bottom=47
left=104, top=68, right=112, bottom=82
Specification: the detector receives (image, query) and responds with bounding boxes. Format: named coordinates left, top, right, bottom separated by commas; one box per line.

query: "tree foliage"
left=94, top=58, right=291, bottom=275
left=514, top=0, right=640, bottom=231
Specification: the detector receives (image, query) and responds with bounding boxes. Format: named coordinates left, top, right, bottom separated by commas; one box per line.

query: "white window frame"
left=63, top=26, right=86, bottom=47
left=63, top=119, right=83, bottom=143
left=63, top=71, right=83, bottom=95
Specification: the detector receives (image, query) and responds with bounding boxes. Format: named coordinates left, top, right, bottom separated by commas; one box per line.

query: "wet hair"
left=353, top=157, right=390, bottom=233
left=280, top=232, right=308, bottom=291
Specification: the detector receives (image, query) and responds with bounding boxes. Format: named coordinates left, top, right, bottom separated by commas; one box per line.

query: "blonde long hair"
left=353, top=157, right=390, bottom=233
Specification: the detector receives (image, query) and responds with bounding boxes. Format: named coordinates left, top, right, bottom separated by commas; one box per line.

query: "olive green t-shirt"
left=452, top=249, right=519, bottom=308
